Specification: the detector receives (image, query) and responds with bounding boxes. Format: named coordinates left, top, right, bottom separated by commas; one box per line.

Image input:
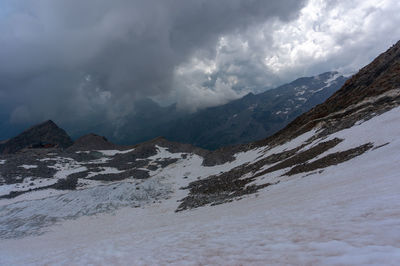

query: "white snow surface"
left=0, top=178, right=58, bottom=200
left=96, top=148, right=135, bottom=156
left=86, top=167, right=124, bottom=178
left=19, top=165, right=38, bottom=169
left=48, top=157, right=87, bottom=180
left=313, top=72, right=342, bottom=93
left=148, top=145, right=184, bottom=160
left=0, top=107, right=400, bottom=265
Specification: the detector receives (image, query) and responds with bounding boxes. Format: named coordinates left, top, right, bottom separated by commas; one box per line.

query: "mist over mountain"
left=0, top=40, right=399, bottom=265
left=1, top=0, right=399, bottom=143
left=165, top=71, right=347, bottom=149
left=0, top=71, right=346, bottom=150
left=67, top=71, right=346, bottom=149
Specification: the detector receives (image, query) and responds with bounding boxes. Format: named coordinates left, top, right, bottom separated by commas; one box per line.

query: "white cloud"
left=172, top=0, right=400, bottom=110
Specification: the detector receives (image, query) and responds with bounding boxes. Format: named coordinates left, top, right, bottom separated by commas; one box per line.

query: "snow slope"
left=0, top=106, right=400, bottom=265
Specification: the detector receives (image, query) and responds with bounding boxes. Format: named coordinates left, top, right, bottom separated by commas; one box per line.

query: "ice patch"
left=0, top=179, right=173, bottom=238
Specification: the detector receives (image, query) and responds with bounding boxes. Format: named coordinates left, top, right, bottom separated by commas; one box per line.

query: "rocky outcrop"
left=0, top=120, right=73, bottom=154
left=67, top=133, right=119, bottom=151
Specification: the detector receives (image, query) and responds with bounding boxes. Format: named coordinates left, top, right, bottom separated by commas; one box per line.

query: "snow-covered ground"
left=0, top=107, right=400, bottom=265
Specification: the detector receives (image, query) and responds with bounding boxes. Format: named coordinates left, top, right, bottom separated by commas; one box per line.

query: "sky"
left=0, top=0, right=399, bottom=138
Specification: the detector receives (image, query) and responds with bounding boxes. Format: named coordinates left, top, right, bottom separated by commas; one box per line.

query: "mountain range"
left=0, top=40, right=399, bottom=264
left=164, top=71, right=346, bottom=149
left=67, top=71, right=347, bottom=150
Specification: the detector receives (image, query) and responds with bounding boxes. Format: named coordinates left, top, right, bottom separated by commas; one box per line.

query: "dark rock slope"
left=67, top=133, right=120, bottom=151
left=260, top=40, right=400, bottom=146
left=0, top=120, right=73, bottom=154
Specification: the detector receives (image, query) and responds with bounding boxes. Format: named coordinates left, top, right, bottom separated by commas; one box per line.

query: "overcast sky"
left=0, top=0, right=399, bottom=134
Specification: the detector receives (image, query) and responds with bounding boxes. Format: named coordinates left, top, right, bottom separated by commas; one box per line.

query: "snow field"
left=1, top=134, right=399, bottom=264
left=1, top=106, right=400, bottom=264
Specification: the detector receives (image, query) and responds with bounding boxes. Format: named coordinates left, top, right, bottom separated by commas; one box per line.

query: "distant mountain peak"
left=0, top=120, right=73, bottom=154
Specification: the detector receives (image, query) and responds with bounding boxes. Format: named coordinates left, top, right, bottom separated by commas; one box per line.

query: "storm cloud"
left=0, top=0, right=399, bottom=139
left=0, top=0, right=305, bottom=125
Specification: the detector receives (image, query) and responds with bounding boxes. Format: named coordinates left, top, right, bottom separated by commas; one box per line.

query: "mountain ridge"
left=257, top=40, right=400, bottom=147
left=0, top=120, right=73, bottom=154
left=164, top=71, right=347, bottom=149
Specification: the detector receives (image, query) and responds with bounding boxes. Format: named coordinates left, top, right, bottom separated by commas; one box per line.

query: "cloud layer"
left=0, top=0, right=399, bottom=137
left=174, top=0, right=400, bottom=109
left=0, top=0, right=304, bottom=124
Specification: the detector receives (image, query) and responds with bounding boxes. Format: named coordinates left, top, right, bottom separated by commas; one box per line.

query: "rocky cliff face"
left=0, top=120, right=73, bottom=154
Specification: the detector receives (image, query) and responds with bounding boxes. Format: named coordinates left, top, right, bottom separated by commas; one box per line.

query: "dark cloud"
left=1, top=0, right=398, bottom=141
left=0, top=0, right=306, bottom=132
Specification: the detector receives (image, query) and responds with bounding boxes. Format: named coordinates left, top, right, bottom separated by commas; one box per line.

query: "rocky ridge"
left=0, top=120, right=73, bottom=155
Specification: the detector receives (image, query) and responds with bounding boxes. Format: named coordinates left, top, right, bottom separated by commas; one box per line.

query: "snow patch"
left=96, top=148, right=135, bottom=156
left=48, top=157, right=87, bottom=179
left=18, top=165, right=38, bottom=169
left=0, top=178, right=59, bottom=201
left=148, top=146, right=184, bottom=160
left=313, top=72, right=342, bottom=93
left=86, top=167, right=124, bottom=178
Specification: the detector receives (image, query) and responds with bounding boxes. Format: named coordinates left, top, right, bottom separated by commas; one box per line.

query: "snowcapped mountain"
left=0, top=41, right=400, bottom=265
left=164, top=71, right=347, bottom=149
left=70, top=71, right=347, bottom=150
